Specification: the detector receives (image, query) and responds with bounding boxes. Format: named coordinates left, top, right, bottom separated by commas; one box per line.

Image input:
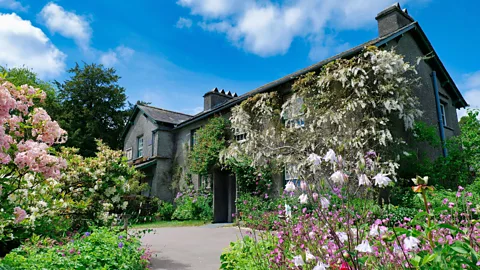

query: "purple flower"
left=84, top=232, right=91, bottom=237
left=458, top=186, right=464, bottom=191
left=118, top=235, right=124, bottom=239
left=118, top=242, right=124, bottom=248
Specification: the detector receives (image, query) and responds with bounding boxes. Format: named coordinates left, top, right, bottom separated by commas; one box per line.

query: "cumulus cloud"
left=457, top=71, right=480, bottom=120
left=0, top=0, right=28, bottom=11
left=176, top=17, right=193, bottom=28
left=178, top=0, right=415, bottom=57
left=0, top=13, right=66, bottom=78
left=100, top=45, right=135, bottom=67
left=39, top=2, right=92, bottom=51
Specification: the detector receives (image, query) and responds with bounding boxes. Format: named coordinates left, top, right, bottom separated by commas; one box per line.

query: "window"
left=283, top=97, right=305, bottom=128
left=137, top=136, right=144, bottom=158
left=190, top=129, right=199, bottom=148
left=284, top=164, right=301, bottom=186
left=234, top=128, right=247, bottom=142
left=125, top=148, right=132, bottom=160
left=440, top=103, right=447, bottom=127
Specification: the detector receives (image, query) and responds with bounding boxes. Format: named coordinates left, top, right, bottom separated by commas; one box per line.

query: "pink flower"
left=13, top=207, right=27, bottom=224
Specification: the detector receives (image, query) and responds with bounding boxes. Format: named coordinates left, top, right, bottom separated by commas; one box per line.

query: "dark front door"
left=213, top=169, right=236, bottom=223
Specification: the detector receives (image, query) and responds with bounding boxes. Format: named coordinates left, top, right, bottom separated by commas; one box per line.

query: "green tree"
left=55, top=63, right=127, bottom=156
left=0, top=66, right=61, bottom=119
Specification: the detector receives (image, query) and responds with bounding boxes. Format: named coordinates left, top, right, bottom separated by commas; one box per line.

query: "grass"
left=130, top=220, right=209, bottom=229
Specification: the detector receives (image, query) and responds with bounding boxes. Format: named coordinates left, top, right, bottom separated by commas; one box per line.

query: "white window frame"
left=284, top=97, right=305, bottom=129
left=440, top=103, right=447, bottom=127
left=137, top=136, right=144, bottom=158
left=233, top=128, right=247, bottom=143
left=125, top=147, right=133, bottom=160
left=284, top=164, right=301, bottom=186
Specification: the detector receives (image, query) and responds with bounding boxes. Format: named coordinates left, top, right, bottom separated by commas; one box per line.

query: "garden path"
left=141, top=224, right=247, bottom=270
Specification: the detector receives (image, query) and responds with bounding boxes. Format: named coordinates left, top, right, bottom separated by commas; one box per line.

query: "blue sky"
left=0, top=0, right=478, bottom=116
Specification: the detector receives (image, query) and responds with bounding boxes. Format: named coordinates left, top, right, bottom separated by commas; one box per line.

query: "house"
left=122, top=3, right=468, bottom=223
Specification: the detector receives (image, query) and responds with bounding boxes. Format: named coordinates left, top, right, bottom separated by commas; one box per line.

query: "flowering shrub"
left=172, top=187, right=213, bottom=221
left=225, top=149, right=480, bottom=269
left=0, top=227, right=151, bottom=269
left=0, top=78, right=143, bottom=254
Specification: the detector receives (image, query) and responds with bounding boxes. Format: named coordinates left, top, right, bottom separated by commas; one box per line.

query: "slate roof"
left=173, top=21, right=467, bottom=129
left=137, top=104, right=192, bottom=124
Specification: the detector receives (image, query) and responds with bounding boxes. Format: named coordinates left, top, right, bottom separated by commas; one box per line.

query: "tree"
left=0, top=66, right=61, bottom=119
left=55, top=63, right=127, bottom=156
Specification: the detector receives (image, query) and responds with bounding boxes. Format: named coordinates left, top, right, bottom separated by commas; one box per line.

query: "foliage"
left=222, top=47, right=422, bottom=186
left=171, top=187, right=213, bottom=221
left=124, top=195, right=160, bottom=224
left=0, top=227, right=151, bottom=269
left=224, top=156, right=274, bottom=195
left=220, top=235, right=277, bottom=270
left=156, top=200, right=175, bottom=221
left=188, top=116, right=229, bottom=175
left=0, top=66, right=61, bottom=121
left=0, top=78, right=143, bottom=255
left=55, top=63, right=128, bottom=156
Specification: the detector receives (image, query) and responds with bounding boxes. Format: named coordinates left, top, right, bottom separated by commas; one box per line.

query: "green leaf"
left=451, top=246, right=469, bottom=254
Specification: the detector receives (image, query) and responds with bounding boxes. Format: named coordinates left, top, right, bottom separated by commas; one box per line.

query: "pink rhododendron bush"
left=0, top=78, right=143, bottom=255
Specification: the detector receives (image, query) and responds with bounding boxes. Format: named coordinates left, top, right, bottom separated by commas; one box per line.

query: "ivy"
left=188, top=116, right=229, bottom=176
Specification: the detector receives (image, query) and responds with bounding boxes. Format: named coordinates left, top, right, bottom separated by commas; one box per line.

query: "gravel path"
left=140, top=224, right=247, bottom=270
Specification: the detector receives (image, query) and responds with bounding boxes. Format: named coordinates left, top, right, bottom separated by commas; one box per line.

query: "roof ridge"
left=139, top=104, right=193, bottom=117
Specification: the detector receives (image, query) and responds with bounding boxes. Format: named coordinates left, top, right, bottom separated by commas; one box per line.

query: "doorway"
left=213, top=169, right=236, bottom=223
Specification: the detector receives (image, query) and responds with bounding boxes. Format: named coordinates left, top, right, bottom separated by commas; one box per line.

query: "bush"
left=156, top=200, right=175, bottom=221
left=0, top=227, right=151, bottom=269
left=220, top=235, right=277, bottom=270
left=172, top=188, right=213, bottom=221
left=124, top=195, right=160, bottom=224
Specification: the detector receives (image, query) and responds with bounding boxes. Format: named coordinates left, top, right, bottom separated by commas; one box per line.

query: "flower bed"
left=0, top=227, right=151, bottom=269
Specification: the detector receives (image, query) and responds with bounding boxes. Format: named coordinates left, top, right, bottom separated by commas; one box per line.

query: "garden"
left=215, top=47, right=480, bottom=269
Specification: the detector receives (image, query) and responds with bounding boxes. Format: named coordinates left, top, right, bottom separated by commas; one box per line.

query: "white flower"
left=336, top=232, right=348, bottom=243
left=121, top=201, right=128, bottom=210
left=293, top=255, right=305, bottom=266
left=369, top=224, right=387, bottom=237
left=285, top=204, right=292, bottom=218
left=358, top=174, right=371, bottom=186
left=320, top=197, right=330, bottom=209
left=373, top=173, right=391, bottom=188
left=404, top=236, right=420, bottom=250
left=306, top=250, right=315, bottom=262
left=330, top=171, right=347, bottom=184
left=313, top=262, right=329, bottom=270
left=37, top=201, right=47, bottom=207
left=309, top=231, right=316, bottom=239
left=308, top=153, right=322, bottom=166
left=355, top=240, right=373, bottom=253
left=285, top=181, right=296, bottom=192
left=323, top=149, right=337, bottom=164
left=299, top=194, right=308, bottom=204
left=112, top=195, right=120, bottom=203
left=412, top=176, right=428, bottom=185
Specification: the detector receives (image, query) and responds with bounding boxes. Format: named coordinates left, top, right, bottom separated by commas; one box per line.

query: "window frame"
left=284, top=164, right=301, bottom=186
left=440, top=103, right=447, bottom=127
left=283, top=97, right=305, bottom=129
left=125, top=147, right=133, bottom=160
left=137, top=136, right=144, bottom=158
left=233, top=128, right=248, bottom=143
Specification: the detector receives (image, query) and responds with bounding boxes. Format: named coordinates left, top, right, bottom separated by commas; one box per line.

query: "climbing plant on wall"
left=188, top=116, right=229, bottom=176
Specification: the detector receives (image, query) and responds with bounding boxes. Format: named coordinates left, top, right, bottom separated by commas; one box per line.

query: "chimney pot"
left=375, top=3, right=414, bottom=37
left=203, top=87, right=233, bottom=111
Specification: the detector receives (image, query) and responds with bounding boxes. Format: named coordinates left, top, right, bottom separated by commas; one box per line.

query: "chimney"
left=203, top=87, right=235, bottom=111
left=375, top=3, right=414, bottom=37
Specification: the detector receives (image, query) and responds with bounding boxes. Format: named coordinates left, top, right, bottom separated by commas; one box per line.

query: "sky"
left=0, top=0, right=478, bottom=117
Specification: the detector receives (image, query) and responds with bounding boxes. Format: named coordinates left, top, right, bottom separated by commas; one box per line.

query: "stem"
left=421, top=189, right=434, bottom=249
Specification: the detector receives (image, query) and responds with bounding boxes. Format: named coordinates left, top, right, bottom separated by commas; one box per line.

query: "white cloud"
left=176, top=17, right=193, bottom=28
left=39, top=2, right=91, bottom=51
left=0, top=0, right=28, bottom=12
left=0, top=13, right=66, bottom=78
left=179, top=0, right=415, bottom=57
left=100, top=45, right=135, bottom=67
left=457, top=71, right=480, bottom=119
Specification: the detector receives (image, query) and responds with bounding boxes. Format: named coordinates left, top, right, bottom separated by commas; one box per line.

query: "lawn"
left=130, top=220, right=209, bottom=229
